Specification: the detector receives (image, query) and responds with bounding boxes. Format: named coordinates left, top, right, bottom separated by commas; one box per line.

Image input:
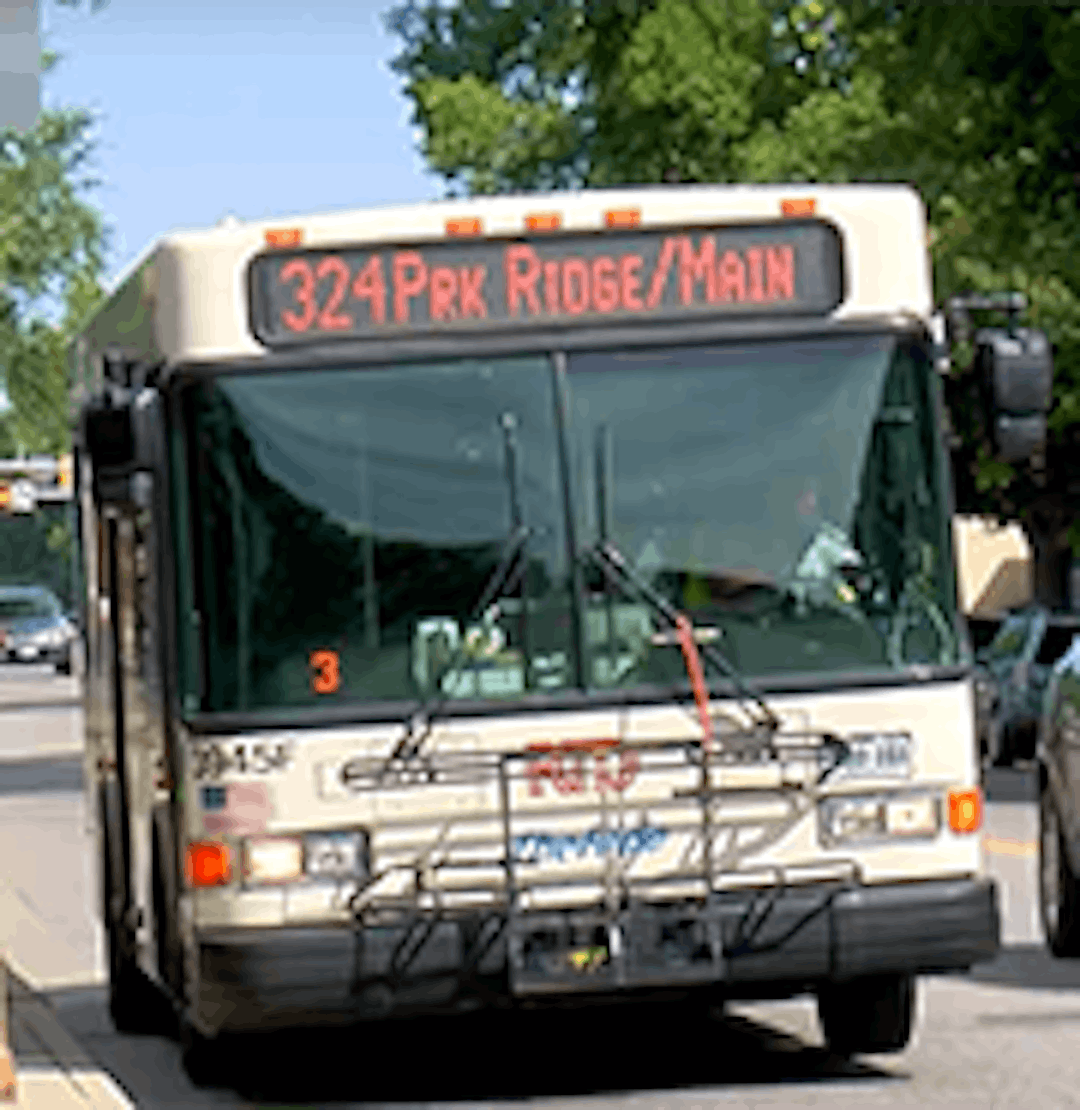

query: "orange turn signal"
left=445, top=217, right=482, bottom=237
left=948, top=788, right=983, bottom=834
left=264, top=228, right=303, bottom=248
left=186, top=841, right=232, bottom=887
left=604, top=209, right=641, bottom=230
left=781, top=198, right=816, bottom=218
left=525, top=213, right=561, bottom=232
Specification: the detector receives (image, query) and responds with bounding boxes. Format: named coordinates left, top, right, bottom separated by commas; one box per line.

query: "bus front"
left=172, top=189, right=998, bottom=1053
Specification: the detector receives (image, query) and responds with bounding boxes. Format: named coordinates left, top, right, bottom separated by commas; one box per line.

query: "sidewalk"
left=3, top=958, right=133, bottom=1109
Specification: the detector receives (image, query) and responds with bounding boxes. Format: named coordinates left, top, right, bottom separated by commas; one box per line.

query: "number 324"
left=309, top=650, right=340, bottom=694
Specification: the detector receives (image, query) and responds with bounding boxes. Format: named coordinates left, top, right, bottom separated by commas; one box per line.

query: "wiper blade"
left=389, top=522, right=533, bottom=764
left=587, top=541, right=781, bottom=742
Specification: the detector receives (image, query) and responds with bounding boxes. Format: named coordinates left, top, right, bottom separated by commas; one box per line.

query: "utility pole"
left=0, top=1, right=39, bottom=132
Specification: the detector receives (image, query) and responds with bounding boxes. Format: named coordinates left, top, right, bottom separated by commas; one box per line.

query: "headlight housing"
left=239, top=829, right=370, bottom=887
left=820, top=793, right=940, bottom=847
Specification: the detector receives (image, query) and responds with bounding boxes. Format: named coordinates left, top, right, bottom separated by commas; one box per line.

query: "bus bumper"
left=194, top=877, right=999, bottom=1032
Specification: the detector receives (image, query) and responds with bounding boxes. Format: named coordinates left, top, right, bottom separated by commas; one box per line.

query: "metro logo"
left=251, top=221, right=841, bottom=348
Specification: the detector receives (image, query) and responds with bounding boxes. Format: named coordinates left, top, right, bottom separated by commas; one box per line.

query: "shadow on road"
left=969, top=943, right=1080, bottom=990
left=37, top=984, right=903, bottom=1107
left=983, top=766, right=1038, bottom=804
left=0, top=757, right=81, bottom=795
left=219, top=1003, right=902, bottom=1105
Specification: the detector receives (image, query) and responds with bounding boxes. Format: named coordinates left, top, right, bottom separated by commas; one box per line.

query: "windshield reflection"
left=566, top=334, right=958, bottom=687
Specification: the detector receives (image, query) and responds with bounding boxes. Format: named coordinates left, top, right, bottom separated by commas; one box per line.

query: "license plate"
left=831, top=733, right=912, bottom=780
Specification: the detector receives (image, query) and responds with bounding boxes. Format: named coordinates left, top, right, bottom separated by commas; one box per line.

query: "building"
left=0, top=1, right=39, bottom=132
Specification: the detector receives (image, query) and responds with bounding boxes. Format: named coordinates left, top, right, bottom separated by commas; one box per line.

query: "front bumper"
left=3, top=643, right=69, bottom=664
left=194, top=877, right=999, bottom=1031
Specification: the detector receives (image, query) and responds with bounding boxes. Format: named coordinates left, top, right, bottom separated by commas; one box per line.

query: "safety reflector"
left=948, top=788, right=983, bottom=834
left=781, top=198, right=816, bottom=217
left=186, top=841, right=232, bottom=887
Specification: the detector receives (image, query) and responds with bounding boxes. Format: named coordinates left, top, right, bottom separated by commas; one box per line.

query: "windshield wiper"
left=388, top=523, right=533, bottom=764
left=389, top=411, right=533, bottom=765
left=586, top=541, right=782, bottom=744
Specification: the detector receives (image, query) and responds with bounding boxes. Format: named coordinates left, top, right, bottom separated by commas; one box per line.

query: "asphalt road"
left=3, top=665, right=1080, bottom=1109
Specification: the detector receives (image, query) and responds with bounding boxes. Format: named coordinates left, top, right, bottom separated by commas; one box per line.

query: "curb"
left=1, top=959, right=16, bottom=1104
left=1, top=953, right=133, bottom=1108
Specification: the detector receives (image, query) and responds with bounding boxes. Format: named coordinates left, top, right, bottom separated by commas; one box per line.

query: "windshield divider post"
left=552, top=351, right=588, bottom=692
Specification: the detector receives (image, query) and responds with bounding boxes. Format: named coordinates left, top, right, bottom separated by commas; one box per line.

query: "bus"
left=72, top=183, right=1002, bottom=1081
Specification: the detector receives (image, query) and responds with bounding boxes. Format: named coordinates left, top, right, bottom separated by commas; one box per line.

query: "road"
left=3, top=665, right=1080, bottom=1108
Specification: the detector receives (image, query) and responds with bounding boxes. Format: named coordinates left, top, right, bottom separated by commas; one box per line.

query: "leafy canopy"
left=387, top=0, right=1080, bottom=601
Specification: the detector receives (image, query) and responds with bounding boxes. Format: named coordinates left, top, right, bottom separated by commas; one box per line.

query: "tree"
left=387, top=0, right=1080, bottom=607
left=0, top=0, right=109, bottom=457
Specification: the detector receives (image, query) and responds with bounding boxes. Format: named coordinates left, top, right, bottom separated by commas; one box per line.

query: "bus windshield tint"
left=177, top=333, right=959, bottom=716
left=568, top=335, right=959, bottom=686
left=182, top=357, right=571, bottom=713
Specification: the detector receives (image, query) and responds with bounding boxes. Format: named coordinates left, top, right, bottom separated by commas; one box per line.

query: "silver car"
left=0, top=584, right=77, bottom=674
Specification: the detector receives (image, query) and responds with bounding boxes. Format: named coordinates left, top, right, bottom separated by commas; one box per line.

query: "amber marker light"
left=186, top=841, right=232, bottom=887
left=265, top=228, right=303, bottom=248
left=948, top=788, right=983, bottom=834
left=525, top=213, right=561, bottom=232
left=781, top=198, right=816, bottom=217
left=604, top=209, right=641, bottom=230
left=445, top=217, right=483, bottom=236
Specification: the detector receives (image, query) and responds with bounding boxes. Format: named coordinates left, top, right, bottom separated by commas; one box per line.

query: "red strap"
left=675, top=613, right=713, bottom=754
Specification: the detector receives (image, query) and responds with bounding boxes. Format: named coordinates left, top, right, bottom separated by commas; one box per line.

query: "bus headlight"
left=820, top=793, right=939, bottom=847
left=303, top=830, right=369, bottom=883
left=243, top=836, right=303, bottom=885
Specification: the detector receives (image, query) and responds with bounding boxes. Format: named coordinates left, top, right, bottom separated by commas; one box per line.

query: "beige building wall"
left=952, top=515, right=1033, bottom=618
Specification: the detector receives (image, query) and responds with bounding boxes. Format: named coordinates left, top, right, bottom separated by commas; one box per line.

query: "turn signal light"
left=604, top=209, right=641, bottom=230
left=525, top=213, right=561, bottom=232
left=948, top=788, right=983, bottom=834
left=186, top=841, right=232, bottom=887
left=264, top=228, right=303, bottom=248
left=781, top=198, right=816, bottom=217
left=445, top=217, right=482, bottom=237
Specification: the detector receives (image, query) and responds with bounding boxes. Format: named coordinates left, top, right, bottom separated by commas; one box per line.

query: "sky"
left=39, top=0, right=442, bottom=287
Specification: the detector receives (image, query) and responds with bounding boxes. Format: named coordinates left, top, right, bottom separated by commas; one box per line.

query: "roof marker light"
left=781, top=198, right=816, bottom=217
left=604, top=209, right=641, bottom=230
left=525, top=213, right=561, bottom=232
left=265, top=228, right=303, bottom=248
left=445, top=217, right=483, bottom=237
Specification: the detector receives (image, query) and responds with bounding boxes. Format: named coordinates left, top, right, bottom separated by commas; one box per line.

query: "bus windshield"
left=177, top=332, right=959, bottom=717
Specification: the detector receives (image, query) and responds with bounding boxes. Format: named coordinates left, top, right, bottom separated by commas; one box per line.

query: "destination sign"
left=249, top=221, right=843, bottom=348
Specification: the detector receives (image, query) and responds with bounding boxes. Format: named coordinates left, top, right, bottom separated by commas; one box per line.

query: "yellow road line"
left=983, top=836, right=1038, bottom=858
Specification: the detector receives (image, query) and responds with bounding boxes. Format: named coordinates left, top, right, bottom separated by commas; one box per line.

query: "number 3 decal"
left=310, top=650, right=341, bottom=694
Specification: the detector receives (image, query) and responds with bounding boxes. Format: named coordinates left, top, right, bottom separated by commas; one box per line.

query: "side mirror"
left=977, top=327, right=1054, bottom=462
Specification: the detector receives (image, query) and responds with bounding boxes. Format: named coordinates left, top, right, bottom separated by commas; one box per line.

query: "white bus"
left=72, top=183, right=1000, bottom=1082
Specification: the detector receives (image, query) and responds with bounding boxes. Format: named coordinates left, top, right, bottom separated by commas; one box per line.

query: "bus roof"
left=71, top=182, right=931, bottom=389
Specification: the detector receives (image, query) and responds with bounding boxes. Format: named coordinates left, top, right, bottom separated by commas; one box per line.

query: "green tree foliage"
left=388, top=0, right=1080, bottom=604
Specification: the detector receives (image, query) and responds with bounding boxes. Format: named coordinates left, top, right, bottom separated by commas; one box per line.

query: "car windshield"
left=987, top=614, right=1033, bottom=663
left=0, top=592, right=59, bottom=619
left=175, top=332, right=959, bottom=717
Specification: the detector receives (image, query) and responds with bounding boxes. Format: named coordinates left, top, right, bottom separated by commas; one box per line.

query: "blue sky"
left=39, top=0, right=442, bottom=286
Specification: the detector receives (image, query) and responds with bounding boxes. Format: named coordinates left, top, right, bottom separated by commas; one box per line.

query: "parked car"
left=976, top=606, right=1080, bottom=767
left=0, top=584, right=77, bottom=674
left=1036, top=634, right=1080, bottom=955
